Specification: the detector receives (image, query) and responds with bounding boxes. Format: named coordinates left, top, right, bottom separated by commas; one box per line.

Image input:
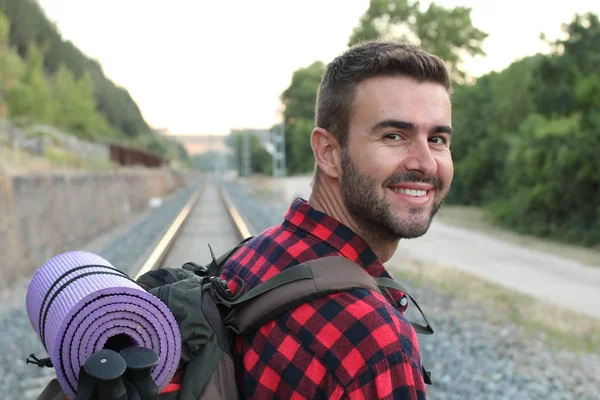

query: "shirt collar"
left=283, top=197, right=381, bottom=275
left=283, top=197, right=409, bottom=310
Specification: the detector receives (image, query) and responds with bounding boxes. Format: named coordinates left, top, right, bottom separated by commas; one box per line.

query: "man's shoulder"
left=221, top=225, right=338, bottom=287
left=285, top=287, right=417, bottom=347
left=272, top=287, right=421, bottom=383
left=222, top=229, right=425, bottom=392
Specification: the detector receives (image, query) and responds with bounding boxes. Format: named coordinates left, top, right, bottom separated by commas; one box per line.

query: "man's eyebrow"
left=432, top=125, right=454, bottom=135
left=372, top=119, right=453, bottom=135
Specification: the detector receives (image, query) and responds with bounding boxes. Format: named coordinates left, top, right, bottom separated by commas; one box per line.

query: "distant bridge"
left=169, top=134, right=230, bottom=155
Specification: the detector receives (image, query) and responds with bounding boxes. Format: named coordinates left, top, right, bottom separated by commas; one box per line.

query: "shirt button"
left=399, top=296, right=408, bottom=307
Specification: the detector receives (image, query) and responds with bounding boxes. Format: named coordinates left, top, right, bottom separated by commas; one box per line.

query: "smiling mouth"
left=390, top=187, right=428, bottom=197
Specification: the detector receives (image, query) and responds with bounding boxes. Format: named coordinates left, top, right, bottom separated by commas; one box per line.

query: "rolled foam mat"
left=26, top=250, right=181, bottom=400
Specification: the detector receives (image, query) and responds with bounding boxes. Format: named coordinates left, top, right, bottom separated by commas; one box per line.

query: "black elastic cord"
left=25, top=353, right=53, bottom=368
left=39, top=266, right=135, bottom=345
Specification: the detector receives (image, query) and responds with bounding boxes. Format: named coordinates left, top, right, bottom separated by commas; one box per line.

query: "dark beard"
left=340, top=150, right=446, bottom=240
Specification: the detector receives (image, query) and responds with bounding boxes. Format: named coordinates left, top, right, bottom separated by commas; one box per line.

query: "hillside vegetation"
left=0, top=0, right=189, bottom=166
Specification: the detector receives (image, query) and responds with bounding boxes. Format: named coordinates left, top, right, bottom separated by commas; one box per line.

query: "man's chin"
left=398, top=229, right=430, bottom=239
left=392, top=217, right=435, bottom=239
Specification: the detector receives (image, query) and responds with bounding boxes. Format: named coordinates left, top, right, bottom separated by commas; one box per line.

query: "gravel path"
left=0, top=182, right=198, bottom=400
left=221, top=177, right=600, bottom=400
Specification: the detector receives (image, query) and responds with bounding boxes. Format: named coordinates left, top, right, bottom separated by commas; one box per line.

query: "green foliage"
left=50, top=65, right=108, bottom=139
left=451, top=12, right=600, bottom=246
left=0, top=8, right=23, bottom=112
left=447, top=55, right=541, bottom=205
left=190, top=151, right=222, bottom=172
left=225, top=129, right=272, bottom=176
left=0, top=0, right=150, bottom=136
left=2, top=34, right=117, bottom=141
left=347, top=0, right=488, bottom=82
left=19, top=44, right=53, bottom=123
left=488, top=112, right=600, bottom=245
left=0, top=0, right=186, bottom=170
left=43, top=145, right=83, bottom=167
left=280, top=61, right=324, bottom=175
left=285, top=118, right=315, bottom=174
left=0, top=3, right=189, bottom=164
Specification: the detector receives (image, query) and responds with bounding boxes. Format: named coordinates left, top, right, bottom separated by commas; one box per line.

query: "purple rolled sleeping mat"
left=26, top=251, right=181, bottom=400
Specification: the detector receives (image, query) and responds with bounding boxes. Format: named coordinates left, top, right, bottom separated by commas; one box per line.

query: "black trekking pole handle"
left=120, top=347, right=160, bottom=400
left=76, top=349, right=128, bottom=400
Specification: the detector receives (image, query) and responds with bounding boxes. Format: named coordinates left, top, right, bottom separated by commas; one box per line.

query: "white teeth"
left=391, top=188, right=428, bottom=197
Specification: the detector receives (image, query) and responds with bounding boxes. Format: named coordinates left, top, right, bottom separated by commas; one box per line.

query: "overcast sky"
left=37, top=0, right=599, bottom=135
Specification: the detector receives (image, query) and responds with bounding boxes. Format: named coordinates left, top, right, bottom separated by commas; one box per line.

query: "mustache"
left=383, top=171, right=443, bottom=191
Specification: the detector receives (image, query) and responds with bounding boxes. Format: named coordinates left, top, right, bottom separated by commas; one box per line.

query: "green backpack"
left=36, top=237, right=433, bottom=400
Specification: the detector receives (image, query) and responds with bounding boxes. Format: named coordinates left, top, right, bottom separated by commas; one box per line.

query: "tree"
left=531, top=12, right=600, bottom=121
left=348, top=0, right=488, bottom=82
left=7, top=44, right=55, bottom=124
left=52, top=65, right=100, bottom=138
left=226, top=129, right=272, bottom=176
left=0, top=9, right=23, bottom=117
left=489, top=112, right=600, bottom=245
left=0, top=0, right=151, bottom=137
left=445, top=11, right=600, bottom=247
left=191, top=151, right=221, bottom=172
left=280, top=61, right=325, bottom=174
left=447, top=55, right=541, bottom=205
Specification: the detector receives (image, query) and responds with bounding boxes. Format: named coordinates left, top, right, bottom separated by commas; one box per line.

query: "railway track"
left=21, top=179, right=253, bottom=400
left=134, top=180, right=252, bottom=280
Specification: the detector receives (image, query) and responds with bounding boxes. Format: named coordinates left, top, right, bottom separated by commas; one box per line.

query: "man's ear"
left=311, top=127, right=341, bottom=179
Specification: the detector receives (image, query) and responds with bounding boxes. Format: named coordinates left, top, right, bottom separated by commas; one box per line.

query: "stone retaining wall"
left=0, top=168, right=185, bottom=287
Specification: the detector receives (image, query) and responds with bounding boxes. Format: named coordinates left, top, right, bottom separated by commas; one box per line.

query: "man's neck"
left=308, top=179, right=399, bottom=264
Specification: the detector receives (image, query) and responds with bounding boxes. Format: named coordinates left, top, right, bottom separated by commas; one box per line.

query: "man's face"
left=340, top=75, right=453, bottom=240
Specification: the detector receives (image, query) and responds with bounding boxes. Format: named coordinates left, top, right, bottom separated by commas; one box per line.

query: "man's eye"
left=384, top=133, right=402, bottom=140
left=429, top=136, right=447, bottom=145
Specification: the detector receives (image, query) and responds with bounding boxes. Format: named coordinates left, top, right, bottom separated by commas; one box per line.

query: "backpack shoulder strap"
left=222, top=256, right=433, bottom=335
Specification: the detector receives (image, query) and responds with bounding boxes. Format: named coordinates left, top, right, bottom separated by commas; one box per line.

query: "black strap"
left=222, top=256, right=434, bottom=337
left=218, top=264, right=314, bottom=306
left=374, top=277, right=434, bottom=335
left=204, top=240, right=434, bottom=335
left=39, top=266, right=134, bottom=346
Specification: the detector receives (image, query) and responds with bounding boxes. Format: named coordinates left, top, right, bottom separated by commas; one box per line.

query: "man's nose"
left=401, top=139, right=437, bottom=177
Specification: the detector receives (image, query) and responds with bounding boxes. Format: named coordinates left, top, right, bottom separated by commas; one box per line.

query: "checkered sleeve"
left=237, top=288, right=426, bottom=399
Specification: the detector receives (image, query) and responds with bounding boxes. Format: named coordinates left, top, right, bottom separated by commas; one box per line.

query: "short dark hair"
left=315, top=40, right=452, bottom=149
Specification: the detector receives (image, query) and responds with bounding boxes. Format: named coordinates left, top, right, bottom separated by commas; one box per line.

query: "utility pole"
left=267, top=119, right=287, bottom=207
left=271, top=122, right=286, bottom=178
left=279, top=122, right=286, bottom=178
left=242, top=131, right=250, bottom=178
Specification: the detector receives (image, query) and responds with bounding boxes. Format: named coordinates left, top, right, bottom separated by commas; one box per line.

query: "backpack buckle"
left=209, top=276, right=246, bottom=307
left=208, top=276, right=232, bottom=299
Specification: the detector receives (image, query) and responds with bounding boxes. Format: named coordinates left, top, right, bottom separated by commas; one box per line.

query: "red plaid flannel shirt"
left=220, top=198, right=427, bottom=399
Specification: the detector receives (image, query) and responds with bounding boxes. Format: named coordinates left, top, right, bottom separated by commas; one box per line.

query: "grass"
left=436, top=205, right=600, bottom=268
left=43, top=146, right=84, bottom=167
left=0, top=145, right=115, bottom=173
left=0, top=145, right=56, bottom=173
left=390, top=258, right=600, bottom=354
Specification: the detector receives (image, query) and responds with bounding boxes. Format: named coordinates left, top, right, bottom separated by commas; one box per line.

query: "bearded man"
left=221, top=39, right=454, bottom=400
